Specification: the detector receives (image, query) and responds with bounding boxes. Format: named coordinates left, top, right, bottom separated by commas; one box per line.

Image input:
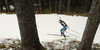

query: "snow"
left=36, top=14, right=87, bottom=42
left=0, top=13, right=100, bottom=44
left=0, top=14, right=20, bottom=39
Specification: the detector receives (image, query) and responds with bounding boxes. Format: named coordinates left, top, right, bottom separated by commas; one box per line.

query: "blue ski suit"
left=59, top=20, right=68, bottom=37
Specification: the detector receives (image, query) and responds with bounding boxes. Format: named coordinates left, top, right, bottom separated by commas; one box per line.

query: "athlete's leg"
left=60, top=28, right=63, bottom=35
left=60, top=27, right=66, bottom=37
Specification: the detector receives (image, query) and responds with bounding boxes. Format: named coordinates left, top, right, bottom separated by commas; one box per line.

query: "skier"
left=59, top=19, right=69, bottom=38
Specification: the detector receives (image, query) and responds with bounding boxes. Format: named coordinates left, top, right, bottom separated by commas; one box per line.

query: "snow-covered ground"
left=0, top=13, right=100, bottom=44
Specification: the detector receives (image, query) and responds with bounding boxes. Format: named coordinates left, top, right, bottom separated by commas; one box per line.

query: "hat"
left=59, top=19, right=62, bottom=23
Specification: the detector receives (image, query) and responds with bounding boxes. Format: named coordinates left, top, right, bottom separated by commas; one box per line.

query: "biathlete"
left=59, top=19, right=69, bottom=38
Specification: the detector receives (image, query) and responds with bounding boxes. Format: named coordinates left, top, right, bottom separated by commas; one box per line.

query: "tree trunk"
left=67, top=0, right=71, bottom=13
left=51, top=0, right=55, bottom=12
left=13, top=0, right=45, bottom=50
left=49, top=0, right=51, bottom=12
left=39, top=0, right=41, bottom=13
left=78, top=0, right=100, bottom=50
left=84, top=0, right=93, bottom=13
left=0, top=1, right=3, bottom=12
left=55, top=0, right=57, bottom=13
left=5, top=0, right=10, bottom=12
left=59, top=0, right=62, bottom=13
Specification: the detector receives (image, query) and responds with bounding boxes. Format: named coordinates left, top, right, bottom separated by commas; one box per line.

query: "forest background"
left=0, top=0, right=92, bottom=15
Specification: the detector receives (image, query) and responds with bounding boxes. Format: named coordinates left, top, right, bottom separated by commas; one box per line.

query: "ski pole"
left=65, top=31, right=80, bottom=39
left=68, top=28, right=80, bottom=34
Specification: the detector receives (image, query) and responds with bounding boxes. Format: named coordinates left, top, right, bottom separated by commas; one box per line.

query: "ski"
left=47, top=34, right=69, bottom=37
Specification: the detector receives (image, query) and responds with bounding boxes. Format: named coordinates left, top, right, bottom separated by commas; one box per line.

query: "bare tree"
left=55, top=0, right=57, bottom=13
left=59, top=0, right=62, bottom=13
left=49, top=0, right=51, bottom=12
left=0, top=0, right=3, bottom=12
left=39, top=0, right=41, bottom=13
left=5, top=0, right=10, bottom=12
left=67, top=0, right=71, bottom=13
left=13, top=0, right=45, bottom=50
left=78, top=0, right=100, bottom=50
left=84, top=0, right=93, bottom=13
